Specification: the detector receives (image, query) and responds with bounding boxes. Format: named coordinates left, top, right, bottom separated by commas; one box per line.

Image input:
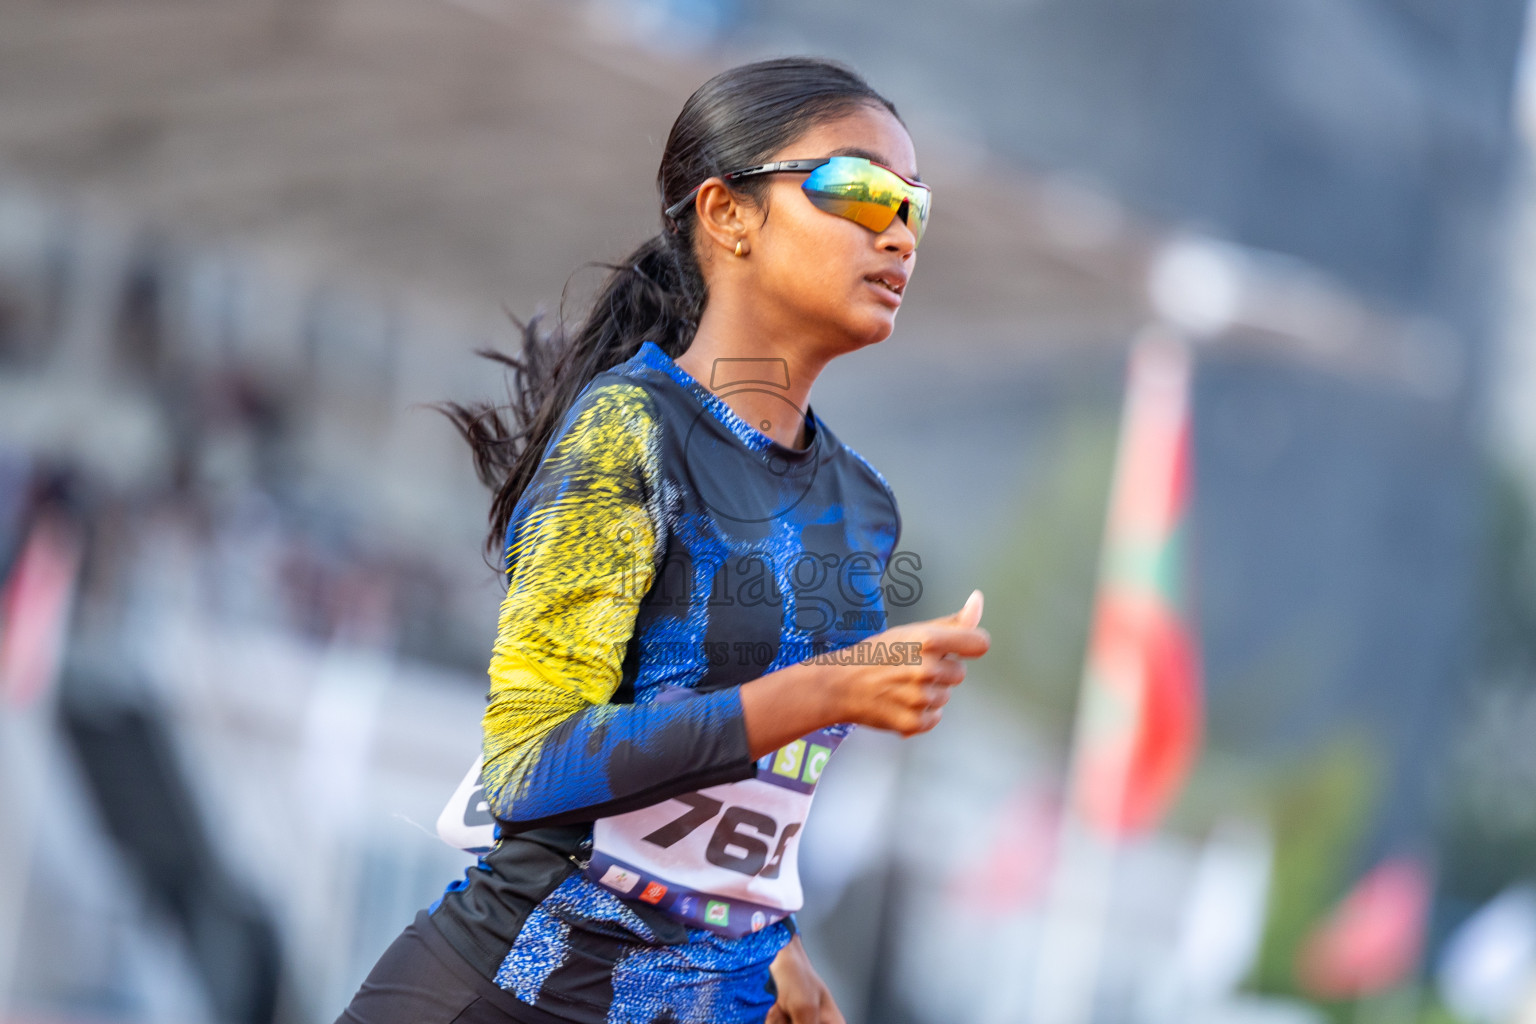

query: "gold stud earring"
left=734, top=239, right=747, bottom=258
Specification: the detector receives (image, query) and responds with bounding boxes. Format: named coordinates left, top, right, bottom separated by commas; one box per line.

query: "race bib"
left=585, top=724, right=846, bottom=938
left=435, top=696, right=849, bottom=937
left=437, top=755, right=498, bottom=855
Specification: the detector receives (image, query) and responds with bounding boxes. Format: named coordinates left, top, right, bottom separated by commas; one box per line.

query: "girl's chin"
left=839, top=317, right=895, bottom=350
left=861, top=308, right=899, bottom=339
left=804, top=303, right=896, bottom=351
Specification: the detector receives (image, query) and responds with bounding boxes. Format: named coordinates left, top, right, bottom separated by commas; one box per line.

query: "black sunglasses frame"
left=662, top=158, right=927, bottom=226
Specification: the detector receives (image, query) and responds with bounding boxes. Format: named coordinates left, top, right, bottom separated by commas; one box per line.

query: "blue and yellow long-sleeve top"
left=430, top=341, right=903, bottom=1024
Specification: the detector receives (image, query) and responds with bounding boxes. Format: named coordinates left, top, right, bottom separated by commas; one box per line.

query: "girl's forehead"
left=774, top=107, right=918, bottom=181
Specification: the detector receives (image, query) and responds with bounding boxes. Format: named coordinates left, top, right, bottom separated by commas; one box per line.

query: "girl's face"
left=739, top=105, right=920, bottom=353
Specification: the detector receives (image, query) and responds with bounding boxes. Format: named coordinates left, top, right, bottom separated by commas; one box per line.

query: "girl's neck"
left=676, top=315, right=832, bottom=450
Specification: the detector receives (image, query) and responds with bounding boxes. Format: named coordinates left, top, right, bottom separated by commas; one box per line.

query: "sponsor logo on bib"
left=772, top=740, right=806, bottom=779
left=803, top=744, right=831, bottom=784
left=639, top=882, right=668, bottom=904
left=705, top=901, right=730, bottom=927
left=599, top=865, right=641, bottom=894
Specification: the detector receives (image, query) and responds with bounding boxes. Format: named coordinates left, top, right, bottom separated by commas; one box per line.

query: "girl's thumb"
left=954, top=589, right=984, bottom=629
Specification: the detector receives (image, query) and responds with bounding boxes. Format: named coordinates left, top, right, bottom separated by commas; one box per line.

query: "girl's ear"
left=693, top=178, right=751, bottom=258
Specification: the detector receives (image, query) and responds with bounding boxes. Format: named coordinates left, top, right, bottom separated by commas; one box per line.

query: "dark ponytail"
left=441, top=57, right=902, bottom=558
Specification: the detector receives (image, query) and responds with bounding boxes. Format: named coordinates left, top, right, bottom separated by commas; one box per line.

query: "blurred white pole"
left=292, top=640, right=389, bottom=1018
left=1172, top=819, right=1273, bottom=1001
left=1030, top=327, right=1197, bottom=1024
left=0, top=713, right=43, bottom=1020
left=1030, top=527, right=1149, bottom=1024
left=1437, top=884, right=1536, bottom=1024
left=1028, top=696, right=1136, bottom=1024
left=1139, top=818, right=1273, bottom=1024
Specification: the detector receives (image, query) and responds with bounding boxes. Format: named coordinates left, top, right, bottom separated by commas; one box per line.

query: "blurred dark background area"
left=749, top=0, right=1527, bottom=332
left=3, top=2, right=1536, bottom=1023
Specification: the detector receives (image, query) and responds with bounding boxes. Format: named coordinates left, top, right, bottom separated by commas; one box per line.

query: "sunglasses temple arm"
left=663, top=167, right=778, bottom=223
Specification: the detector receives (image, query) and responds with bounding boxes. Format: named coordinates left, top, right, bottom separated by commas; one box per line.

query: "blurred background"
left=2, top=1, right=1535, bottom=1022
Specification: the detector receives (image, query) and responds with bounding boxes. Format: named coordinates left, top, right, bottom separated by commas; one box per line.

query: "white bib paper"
left=585, top=726, right=846, bottom=936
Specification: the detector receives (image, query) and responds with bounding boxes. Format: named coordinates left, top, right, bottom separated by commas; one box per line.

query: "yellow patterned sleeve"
left=480, top=381, right=663, bottom=819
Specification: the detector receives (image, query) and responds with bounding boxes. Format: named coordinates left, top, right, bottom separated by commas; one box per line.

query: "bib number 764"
left=642, top=793, right=801, bottom=879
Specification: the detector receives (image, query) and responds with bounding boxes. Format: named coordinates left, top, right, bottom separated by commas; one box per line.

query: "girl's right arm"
left=481, top=381, right=758, bottom=830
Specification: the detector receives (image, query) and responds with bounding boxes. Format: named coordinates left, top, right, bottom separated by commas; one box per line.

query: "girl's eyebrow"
left=827, top=147, right=923, bottom=183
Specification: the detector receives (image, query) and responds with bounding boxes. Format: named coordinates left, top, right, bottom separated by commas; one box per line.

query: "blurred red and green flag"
left=1297, top=856, right=1432, bottom=1000
left=1072, top=328, right=1203, bottom=836
left=0, top=513, right=82, bottom=710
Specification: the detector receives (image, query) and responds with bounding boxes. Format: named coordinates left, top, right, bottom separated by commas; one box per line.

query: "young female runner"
left=336, top=57, right=989, bottom=1024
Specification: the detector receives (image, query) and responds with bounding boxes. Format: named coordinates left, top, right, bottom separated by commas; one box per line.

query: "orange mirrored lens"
left=804, top=195, right=898, bottom=233
left=802, top=157, right=929, bottom=245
